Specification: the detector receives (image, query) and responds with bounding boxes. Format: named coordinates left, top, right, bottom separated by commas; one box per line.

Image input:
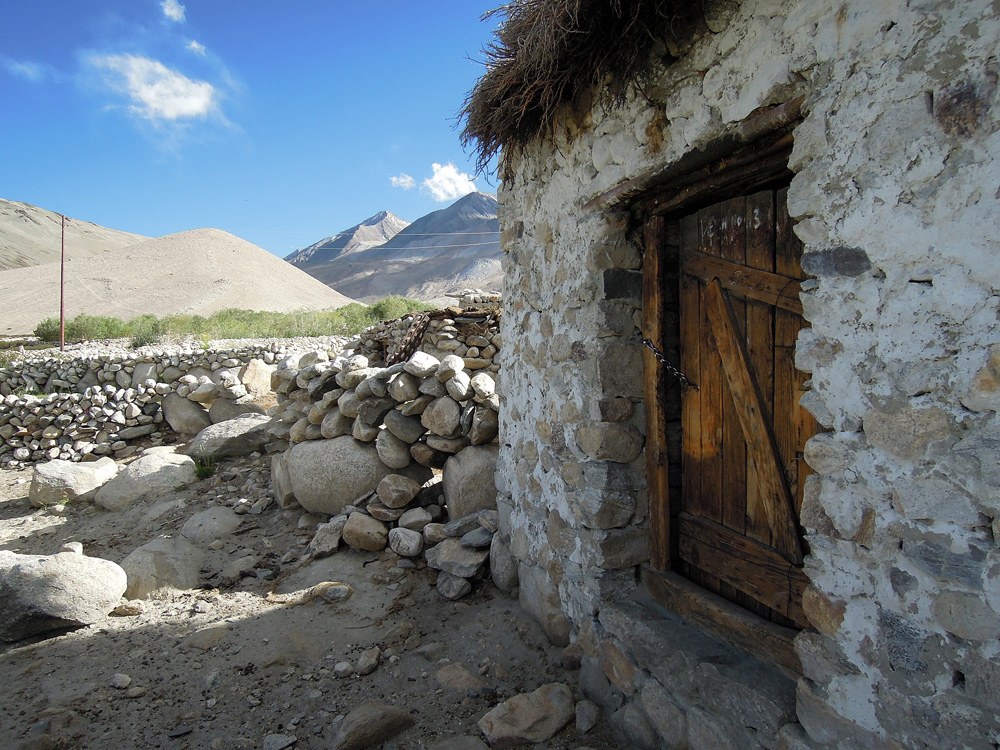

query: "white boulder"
left=29, top=457, right=119, bottom=507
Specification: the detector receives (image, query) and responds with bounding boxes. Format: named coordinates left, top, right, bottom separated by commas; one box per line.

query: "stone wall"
left=267, top=348, right=499, bottom=470
left=265, top=346, right=503, bottom=600
left=355, top=308, right=501, bottom=374
left=495, top=1, right=1000, bottom=748
left=0, top=341, right=332, bottom=468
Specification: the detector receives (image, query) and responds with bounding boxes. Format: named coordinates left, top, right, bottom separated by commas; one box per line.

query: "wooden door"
left=675, top=187, right=815, bottom=629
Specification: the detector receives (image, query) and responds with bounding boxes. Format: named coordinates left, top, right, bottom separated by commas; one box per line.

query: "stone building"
left=463, top=1, right=1000, bottom=748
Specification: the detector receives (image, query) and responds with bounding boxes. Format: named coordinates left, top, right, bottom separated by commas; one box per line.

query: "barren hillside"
left=0, top=199, right=149, bottom=272
left=0, top=229, right=356, bottom=335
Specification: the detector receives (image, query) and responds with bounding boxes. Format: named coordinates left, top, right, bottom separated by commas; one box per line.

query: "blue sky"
left=1, top=1, right=500, bottom=257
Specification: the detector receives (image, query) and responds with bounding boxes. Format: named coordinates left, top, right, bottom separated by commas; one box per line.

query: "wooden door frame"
left=639, top=135, right=806, bottom=678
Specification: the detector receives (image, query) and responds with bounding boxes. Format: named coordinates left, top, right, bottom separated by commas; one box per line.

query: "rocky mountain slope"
left=285, top=211, right=410, bottom=267
left=0, top=198, right=149, bottom=272
left=289, top=192, right=502, bottom=304
left=0, top=228, right=356, bottom=335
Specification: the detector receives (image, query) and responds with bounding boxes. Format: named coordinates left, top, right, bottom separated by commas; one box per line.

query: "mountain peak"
left=361, top=210, right=395, bottom=226
left=285, top=211, right=409, bottom=266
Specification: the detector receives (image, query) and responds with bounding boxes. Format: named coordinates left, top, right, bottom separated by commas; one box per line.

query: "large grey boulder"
left=286, top=436, right=431, bottom=516
left=180, top=507, right=241, bottom=543
left=330, top=702, right=414, bottom=750
left=186, top=414, right=271, bottom=460
left=119, top=536, right=204, bottom=599
left=208, top=397, right=267, bottom=424
left=0, top=549, right=127, bottom=641
left=161, top=392, right=212, bottom=435
left=478, top=683, right=574, bottom=746
left=442, top=445, right=499, bottom=521
left=29, top=457, right=119, bottom=507
left=95, top=452, right=198, bottom=511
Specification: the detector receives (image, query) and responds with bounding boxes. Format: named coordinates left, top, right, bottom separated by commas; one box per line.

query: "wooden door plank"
left=774, top=187, right=809, bottom=508
left=643, top=568, right=803, bottom=679
left=644, top=216, right=672, bottom=571
left=694, top=205, right=723, bottom=523
left=679, top=215, right=702, bottom=521
left=703, top=280, right=803, bottom=564
left=698, top=288, right=725, bottom=524
left=719, top=197, right=747, bottom=535
left=744, top=190, right=776, bottom=546
left=681, top=253, right=803, bottom=314
left=678, top=512, right=809, bottom=626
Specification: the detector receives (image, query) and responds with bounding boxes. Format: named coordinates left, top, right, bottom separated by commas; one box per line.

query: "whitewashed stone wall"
left=496, top=1, right=1000, bottom=748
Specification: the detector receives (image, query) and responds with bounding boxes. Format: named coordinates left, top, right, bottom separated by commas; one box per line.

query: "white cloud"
left=3, top=59, right=50, bottom=82
left=421, top=162, right=477, bottom=202
left=391, top=173, right=416, bottom=190
left=186, top=40, right=206, bottom=55
left=161, top=0, right=185, bottom=22
left=89, top=54, right=216, bottom=121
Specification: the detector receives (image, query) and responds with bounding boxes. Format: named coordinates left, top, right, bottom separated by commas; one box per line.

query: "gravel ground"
left=0, top=451, right=625, bottom=750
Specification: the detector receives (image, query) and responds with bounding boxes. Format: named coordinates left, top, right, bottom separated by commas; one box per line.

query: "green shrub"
left=127, top=314, right=164, bottom=348
left=27, top=296, right=433, bottom=345
left=66, top=314, right=127, bottom=342
left=369, top=295, right=432, bottom=321
left=34, top=317, right=61, bottom=342
left=194, top=458, right=217, bottom=479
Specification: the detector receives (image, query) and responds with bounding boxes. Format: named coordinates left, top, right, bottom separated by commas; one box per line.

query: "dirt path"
left=0, top=457, right=621, bottom=749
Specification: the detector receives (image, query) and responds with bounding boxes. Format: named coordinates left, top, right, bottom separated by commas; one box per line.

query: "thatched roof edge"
left=460, top=0, right=700, bottom=173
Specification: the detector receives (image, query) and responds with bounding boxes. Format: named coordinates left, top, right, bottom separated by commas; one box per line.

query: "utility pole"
left=60, top=214, right=66, bottom=352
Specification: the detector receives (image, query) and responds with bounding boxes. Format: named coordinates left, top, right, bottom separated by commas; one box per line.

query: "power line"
left=384, top=230, right=500, bottom=236
left=371, top=240, right=501, bottom=249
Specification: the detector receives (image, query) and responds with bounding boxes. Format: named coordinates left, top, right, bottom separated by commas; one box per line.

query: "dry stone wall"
left=495, top=0, right=1000, bottom=748
left=0, top=341, right=343, bottom=468
left=265, top=344, right=502, bottom=600
left=356, top=308, right=501, bottom=374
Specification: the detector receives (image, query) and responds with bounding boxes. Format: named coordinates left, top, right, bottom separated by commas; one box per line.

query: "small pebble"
left=110, top=673, right=132, bottom=689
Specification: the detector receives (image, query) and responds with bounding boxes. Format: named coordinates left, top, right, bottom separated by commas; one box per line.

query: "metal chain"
left=641, top=338, right=699, bottom=391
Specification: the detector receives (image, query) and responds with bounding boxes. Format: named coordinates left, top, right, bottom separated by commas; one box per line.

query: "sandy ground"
left=0, top=452, right=623, bottom=750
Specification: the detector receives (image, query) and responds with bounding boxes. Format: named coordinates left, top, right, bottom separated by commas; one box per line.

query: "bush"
left=66, top=314, right=127, bottom=342
left=27, top=296, right=433, bottom=345
left=34, top=317, right=61, bottom=343
left=369, top=295, right=431, bottom=321
left=127, top=314, right=164, bottom=348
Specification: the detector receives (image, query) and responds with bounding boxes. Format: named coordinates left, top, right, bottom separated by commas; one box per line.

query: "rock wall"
left=0, top=342, right=326, bottom=468
left=355, top=308, right=501, bottom=374
left=267, top=348, right=499, bottom=470
left=495, top=1, right=1000, bottom=748
left=266, top=346, right=502, bottom=600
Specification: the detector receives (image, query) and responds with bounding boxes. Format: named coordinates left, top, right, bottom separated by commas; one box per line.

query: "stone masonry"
left=493, top=1, right=1000, bottom=748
